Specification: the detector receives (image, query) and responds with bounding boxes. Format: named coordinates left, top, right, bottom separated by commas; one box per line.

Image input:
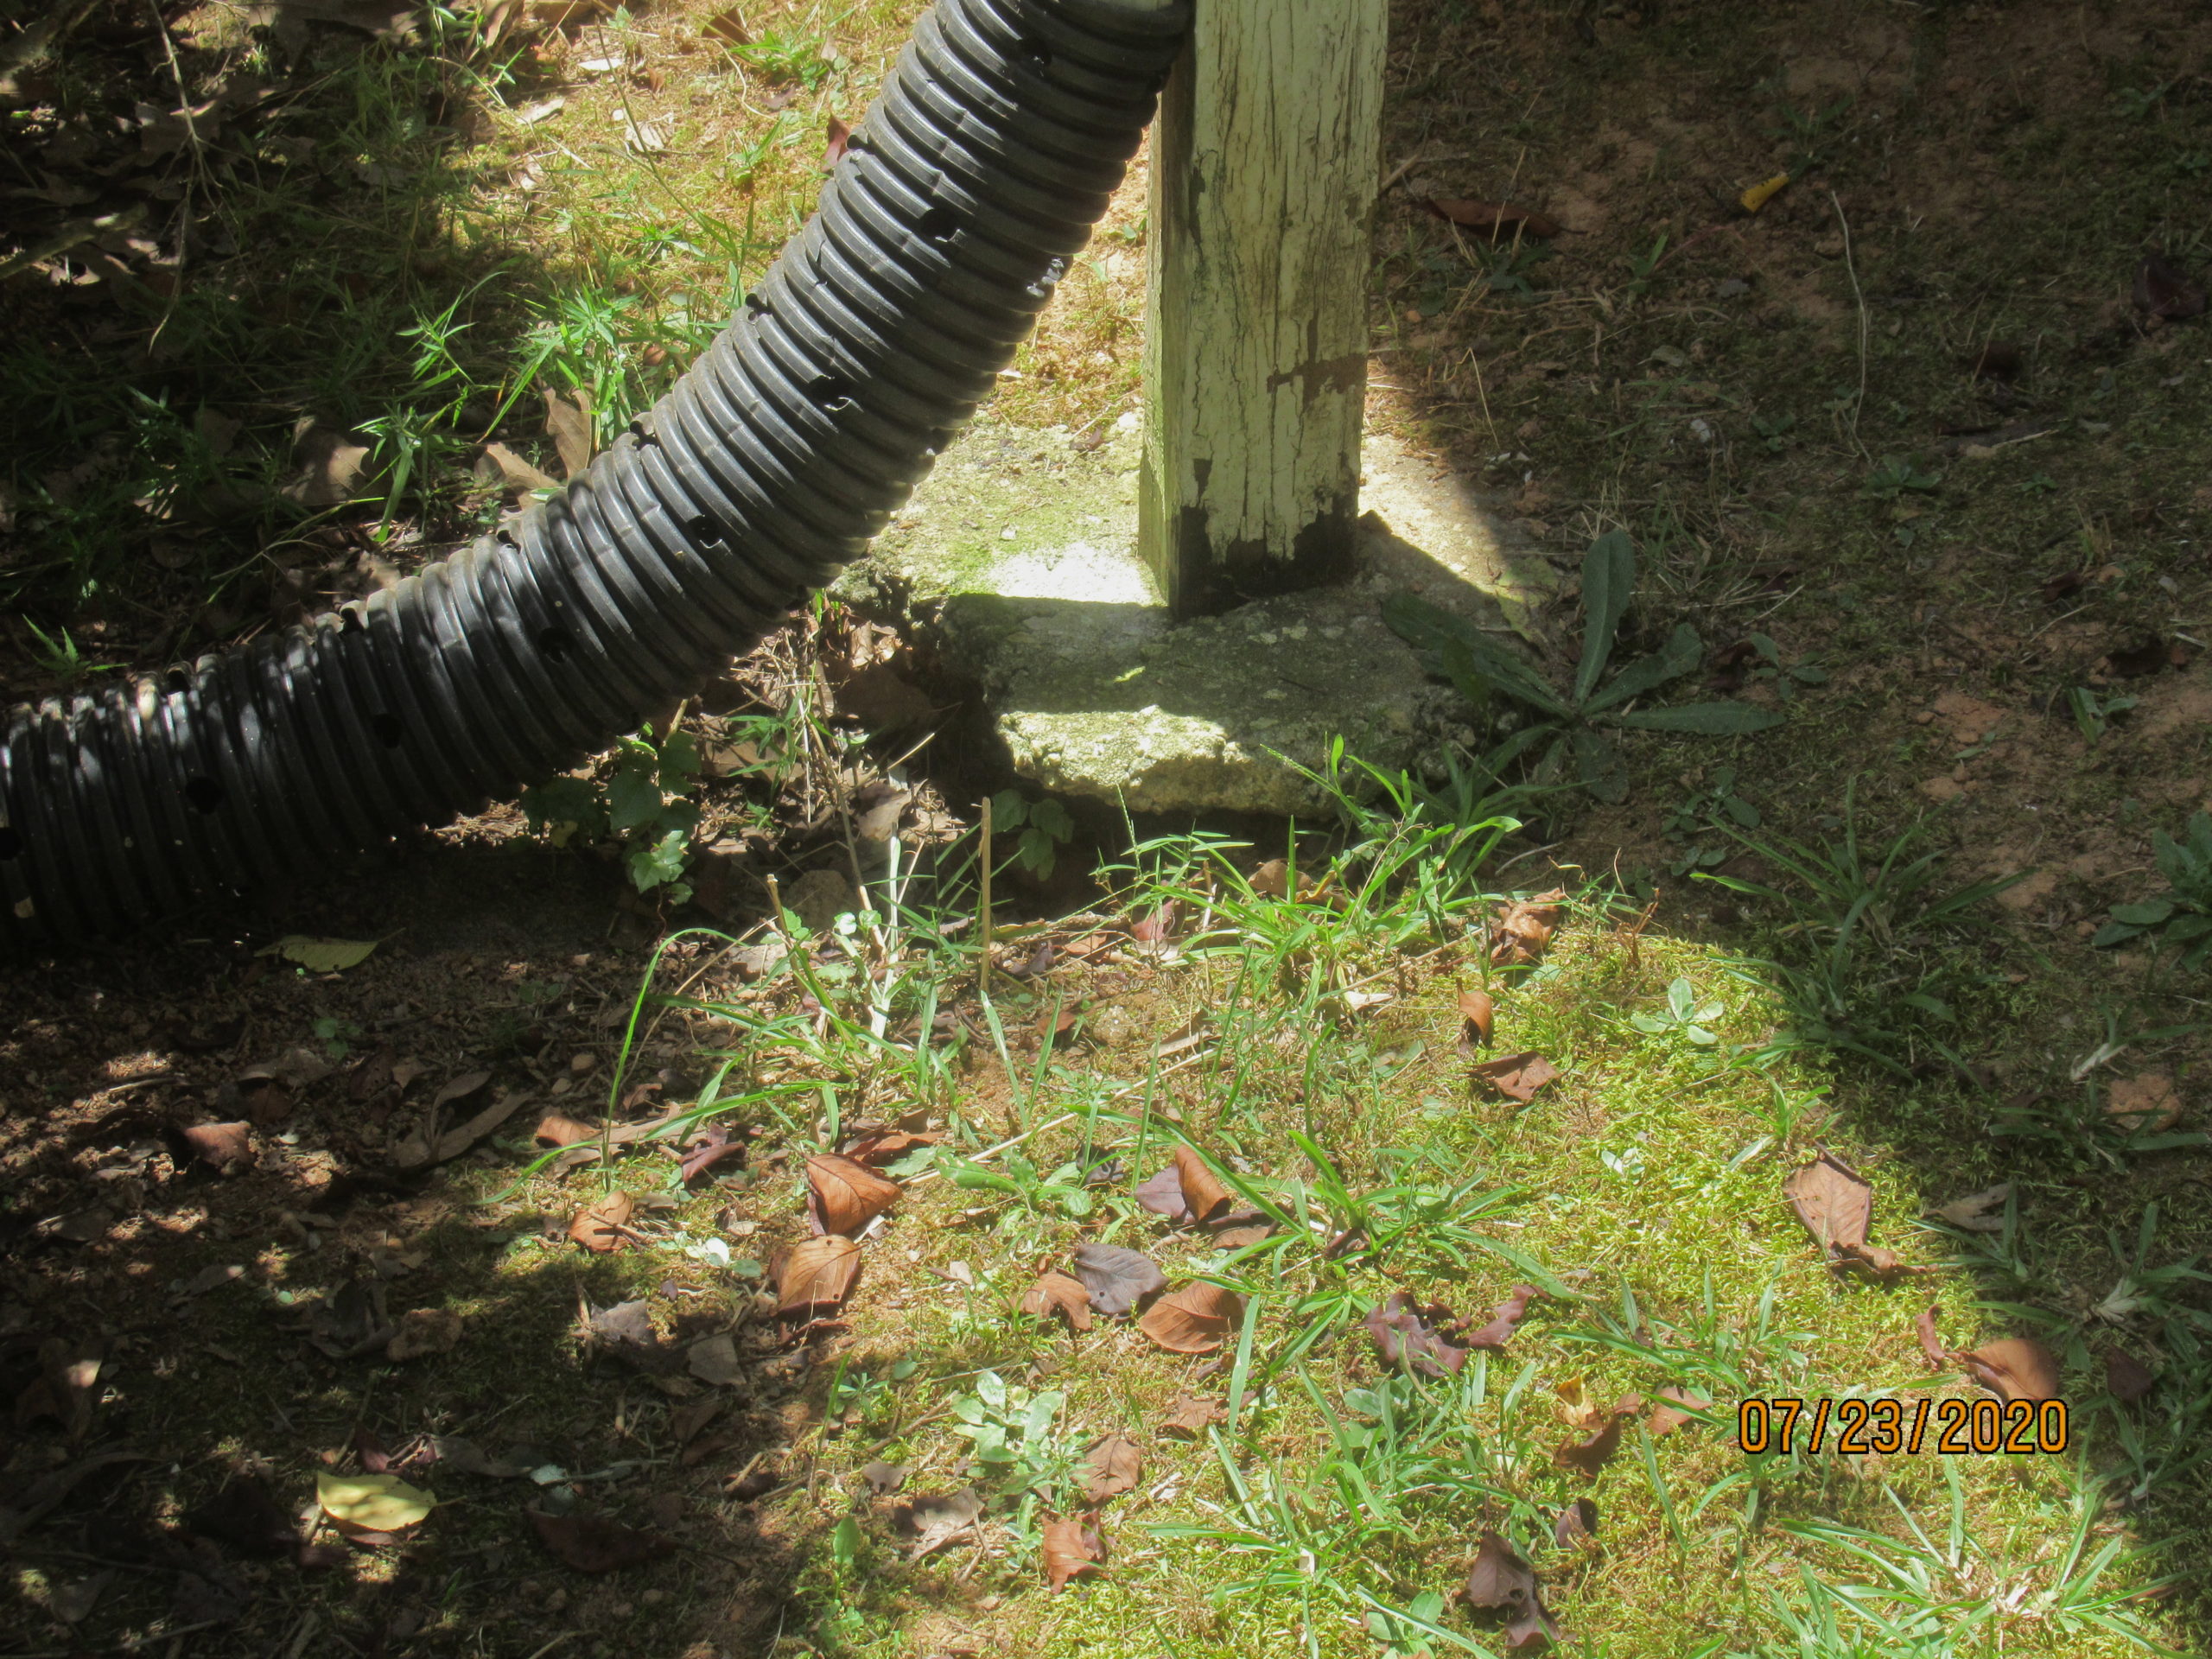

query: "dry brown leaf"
left=1423, top=198, right=1567, bottom=240
left=1138, top=1281, right=1244, bottom=1354
left=1367, top=1294, right=1471, bottom=1376
left=892, top=1486, right=981, bottom=1558
left=1929, top=1184, right=2011, bottom=1233
left=543, top=386, right=594, bottom=480
left=2105, top=1347, right=2156, bottom=1404
left=1250, top=857, right=1290, bottom=899
left=670, top=1396, right=724, bottom=1447
left=775, top=1236, right=861, bottom=1317
left=1133, top=1165, right=1189, bottom=1221
left=181, top=1121, right=255, bottom=1172
left=416, top=1089, right=529, bottom=1167
left=480, top=442, right=559, bottom=495
left=1040, top=1514, right=1106, bottom=1591
left=586, top=1300, right=677, bottom=1372
left=1961, top=1337, right=2063, bottom=1403
left=1459, top=989, right=1495, bottom=1050
left=1172, top=1144, right=1234, bottom=1225
left=1461, top=1531, right=1560, bottom=1652
left=1785, top=1152, right=1915, bottom=1276
left=1213, top=1222, right=1276, bottom=1249
left=688, top=1333, right=743, bottom=1386
left=1078, top=1433, right=1141, bottom=1503
left=1471, top=1052, right=1560, bottom=1103
left=385, top=1309, right=461, bottom=1361
left=1128, top=902, right=1179, bottom=948
left=861, top=1460, right=907, bottom=1495
left=569, top=1192, right=634, bottom=1253
left=1786, top=1152, right=1875, bottom=1252
left=678, top=1128, right=746, bottom=1185
left=1020, top=1272, right=1094, bottom=1332
left=1491, top=889, right=1566, bottom=966
left=1554, top=1497, right=1598, bottom=1548
left=1915, top=1304, right=1948, bottom=1367
left=433, top=1069, right=492, bottom=1109
left=806, top=1153, right=899, bottom=1236
left=840, top=1128, right=939, bottom=1166
left=1465, top=1284, right=1541, bottom=1351
left=528, top=1510, right=675, bottom=1573
left=12, top=1338, right=102, bottom=1441
left=281, top=423, right=371, bottom=507
left=2107, top=1072, right=2183, bottom=1134
left=702, top=5, right=749, bottom=45
left=2134, top=252, right=2207, bottom=321
left=1554, top=1376, right=1602, bottom=1432
left=1554, top=1395, right=1642, bottom=1478
left=1160, top=1393, right=1225, bottom=1439
left=233, top=1076, right=295, bottom=1127
left=1647, top=1387, right=1709, bottom=1438
left=1070, top=1243, right=1165, bottom=1317
left=823, top=114, right=851, bottom=166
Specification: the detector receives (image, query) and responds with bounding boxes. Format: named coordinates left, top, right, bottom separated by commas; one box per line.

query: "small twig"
left=764, top=871, right=793, bottom=940
left=1377, top=148, right=1470, bottom=194
left=1829, top=189, right=1873, bottom=465
left=143, top=0, right=210, bottom=353
left=1619, top=890, right=1661, bottom=971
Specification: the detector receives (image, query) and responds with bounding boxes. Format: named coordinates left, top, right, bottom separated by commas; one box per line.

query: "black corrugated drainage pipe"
left=0, top=0, right=1189, bottom=950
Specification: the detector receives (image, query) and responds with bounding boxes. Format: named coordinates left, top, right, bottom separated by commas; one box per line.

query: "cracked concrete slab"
left=832, top=416, right=1561, bottom=815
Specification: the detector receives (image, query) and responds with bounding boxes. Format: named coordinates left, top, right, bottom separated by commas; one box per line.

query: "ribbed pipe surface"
left=0, top=0, right=1189, bottom=949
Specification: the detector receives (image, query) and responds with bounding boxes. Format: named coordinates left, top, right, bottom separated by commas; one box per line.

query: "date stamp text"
left=1737, top=1396, right=2069, bottom=1456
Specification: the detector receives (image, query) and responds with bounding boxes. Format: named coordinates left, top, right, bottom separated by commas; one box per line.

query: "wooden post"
left=1138, top=0, right=1388, bottom=619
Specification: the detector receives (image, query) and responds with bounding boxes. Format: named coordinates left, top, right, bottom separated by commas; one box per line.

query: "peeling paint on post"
left=1139, top=0, right=1387, bottom=619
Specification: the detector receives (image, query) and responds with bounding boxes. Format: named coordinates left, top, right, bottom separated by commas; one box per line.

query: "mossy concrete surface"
left=835, top=416, right=1560, bottom=813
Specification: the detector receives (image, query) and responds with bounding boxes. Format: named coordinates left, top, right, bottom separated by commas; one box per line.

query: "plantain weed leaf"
left=1378, top=590, right=1475, bottom=657
left=1574, top=531, right=1637, bottom=703
left=1573, top=728, right=1628, bottom=802
left=1530, top=731, right=1577, bottom=790
left=1610, top=701, right=1784, bottom=734
left=1583, top=623, right=1703, bottom=715
left=1486, top=721, right=1567, bottom=775
left=2108, top=900, right=2172, bottom=928
left=2093, top=921, right=2149, bottom=950
left=1376, top=592, right=1573, bottom=718
left=1429, top=639, right=1494, bottom=715
left=1447, top=636, right=1569, bottom=718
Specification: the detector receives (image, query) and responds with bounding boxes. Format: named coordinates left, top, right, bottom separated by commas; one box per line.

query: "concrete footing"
left=832, top=416, right=1562, bottom=816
